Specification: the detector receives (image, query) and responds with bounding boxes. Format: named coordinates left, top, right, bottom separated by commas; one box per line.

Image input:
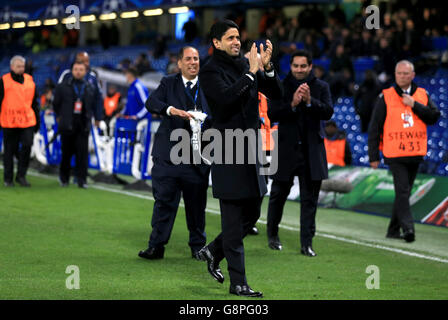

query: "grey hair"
left=395, top=60, right=415, bottom=72
left=10, top=55, right=26, bottom=66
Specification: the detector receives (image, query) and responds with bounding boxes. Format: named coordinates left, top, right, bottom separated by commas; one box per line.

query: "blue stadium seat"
left=432, top=36, right=448, bottom=51
left=313, top=58, right=330, bottom=71
left=353, top=57, right=377, bottom=82
left=436, top=163, right=448, bottom=176
left=279, top=54, right=291, bottom=78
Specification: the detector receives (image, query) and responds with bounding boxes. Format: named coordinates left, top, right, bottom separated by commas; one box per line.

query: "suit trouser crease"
left=181, top=179, right=208, bottom=251
left=388, top=162, right=419, bottom=234
left=267, top=174, right=321, bottom=248
left=208, top=197, right=262, bottom=286
left=148, top=173, right=207, bottom=251
left=267, top=179, right=294, bottom=238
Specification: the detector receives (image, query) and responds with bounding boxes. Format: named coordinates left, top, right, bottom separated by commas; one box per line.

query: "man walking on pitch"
left=198, top=20, right=282, bottom=297
left=368, top=60, right=440, bottom=242
left=138, top=46, right=211, bottom=260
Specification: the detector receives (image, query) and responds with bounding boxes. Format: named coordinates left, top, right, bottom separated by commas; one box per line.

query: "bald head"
left=76, top=51, right=90, bottom=68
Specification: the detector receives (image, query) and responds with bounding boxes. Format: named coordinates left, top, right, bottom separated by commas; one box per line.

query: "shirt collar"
left=403, top=85, right=411, bottom=94
left=181, top=75, right=198, bottom=88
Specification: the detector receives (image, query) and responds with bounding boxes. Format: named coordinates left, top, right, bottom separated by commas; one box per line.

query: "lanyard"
left=185, top=81, right=199, bottom=110
left=73, top=83, right=85, bottom=100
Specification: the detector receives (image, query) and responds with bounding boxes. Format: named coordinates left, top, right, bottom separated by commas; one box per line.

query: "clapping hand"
left=248, top=43, right=259, bottom=74
left=298, top=83, right=311, bottom=105
left=291, top=87, right=302, bottom=108
left=260, top=39, right=273, bottom=69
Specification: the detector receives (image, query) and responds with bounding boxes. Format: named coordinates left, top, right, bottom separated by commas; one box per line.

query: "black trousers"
left=60, top=129, right=89, bottom=186
left=208, top=197, right=262, bottom=286
left=148, top=166, right=208, bottom=253
left=267, top=173, right=322, bottom=247
left=2, top=127, right=34, bottom=183
left=387, top=161, right=420, bottom=235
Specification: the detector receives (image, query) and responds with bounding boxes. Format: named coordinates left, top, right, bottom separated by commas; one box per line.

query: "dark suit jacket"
left=268, top=72, right=333, bottom=181
left=145, top=73, right=211, bottom=180
left=199, top=49, right=283, bottom=199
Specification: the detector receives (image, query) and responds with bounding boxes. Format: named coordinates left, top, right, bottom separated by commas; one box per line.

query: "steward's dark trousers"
left=208, top=197, right=262, bottom=286
left=59, top=129, right=89, bottom=186
left=388, top=161, right=419, bottom=235
left=148, top=166, right=208, bottom=253
left=2, top=127, right=34, bottom=183
left=267, top=172, right=322, bottom=248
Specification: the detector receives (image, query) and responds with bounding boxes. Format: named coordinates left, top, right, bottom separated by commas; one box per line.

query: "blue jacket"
left=121, top=79, right=149, bottom=120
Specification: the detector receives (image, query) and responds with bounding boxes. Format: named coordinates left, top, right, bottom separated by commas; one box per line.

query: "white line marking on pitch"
left=25, top=170, right=448, bottom=264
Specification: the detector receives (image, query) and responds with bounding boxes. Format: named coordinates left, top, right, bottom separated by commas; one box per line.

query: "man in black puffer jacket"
left=53, top=61, right=97, bottom=188
left=267, top=49, right=333, bottom=257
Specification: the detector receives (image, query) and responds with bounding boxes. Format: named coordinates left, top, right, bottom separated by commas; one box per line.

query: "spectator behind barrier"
left=354, top=70, right=382, bottom=132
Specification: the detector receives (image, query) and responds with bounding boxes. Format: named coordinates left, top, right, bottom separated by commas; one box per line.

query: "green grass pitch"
left=0, top=170, right=447, bottom=300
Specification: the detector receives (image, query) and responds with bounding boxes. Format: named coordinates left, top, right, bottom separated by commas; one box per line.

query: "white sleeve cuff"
left=245, top=73, right=255, bottom=81
left=166, top=106, right=174, bottom=116
left=265, top=69, right=275, bottom=77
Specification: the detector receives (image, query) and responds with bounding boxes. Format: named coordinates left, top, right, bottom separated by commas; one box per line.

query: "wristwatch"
left=264, top=62, right=274, bottom=72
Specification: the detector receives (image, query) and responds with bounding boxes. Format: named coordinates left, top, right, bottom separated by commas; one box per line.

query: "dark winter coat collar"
left=284, top=71, right=316, bottom=89
left=68, top=76, right=87, bottom=86
left=394, top=81, right=417, bottom=96
left=212, top=47, right=248, bottom=74
left=10, top=70, right=24, bottom=84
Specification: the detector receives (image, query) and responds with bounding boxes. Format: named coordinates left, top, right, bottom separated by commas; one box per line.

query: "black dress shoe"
left=268, top=236, right=282, bottom=250
left=197, top=246, right=224, bottom=283
left=138, top=247, right=164, bottom=260
left=301, top=246, right=317, bottom=257
left=229, top=284, right=263, bottom=298
left=15, top=177, right=30, bottom=187
left=4, top=181, right=14, bottom=187
left=191, top=250, right=201, bottom=261
left=403, top=230, right=415, bottom=243
left=248, top=226, right=259, bottom=235
left=386, top=233, right=404, bottom=240
left=78, top=183, right=88, bottom=189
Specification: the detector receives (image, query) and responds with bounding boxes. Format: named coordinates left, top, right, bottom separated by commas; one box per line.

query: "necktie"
left=186, top=81, right=197, bottom=108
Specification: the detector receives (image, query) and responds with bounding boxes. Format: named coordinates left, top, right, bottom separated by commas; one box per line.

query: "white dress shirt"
left=166, top=76, right=199, bottom=116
